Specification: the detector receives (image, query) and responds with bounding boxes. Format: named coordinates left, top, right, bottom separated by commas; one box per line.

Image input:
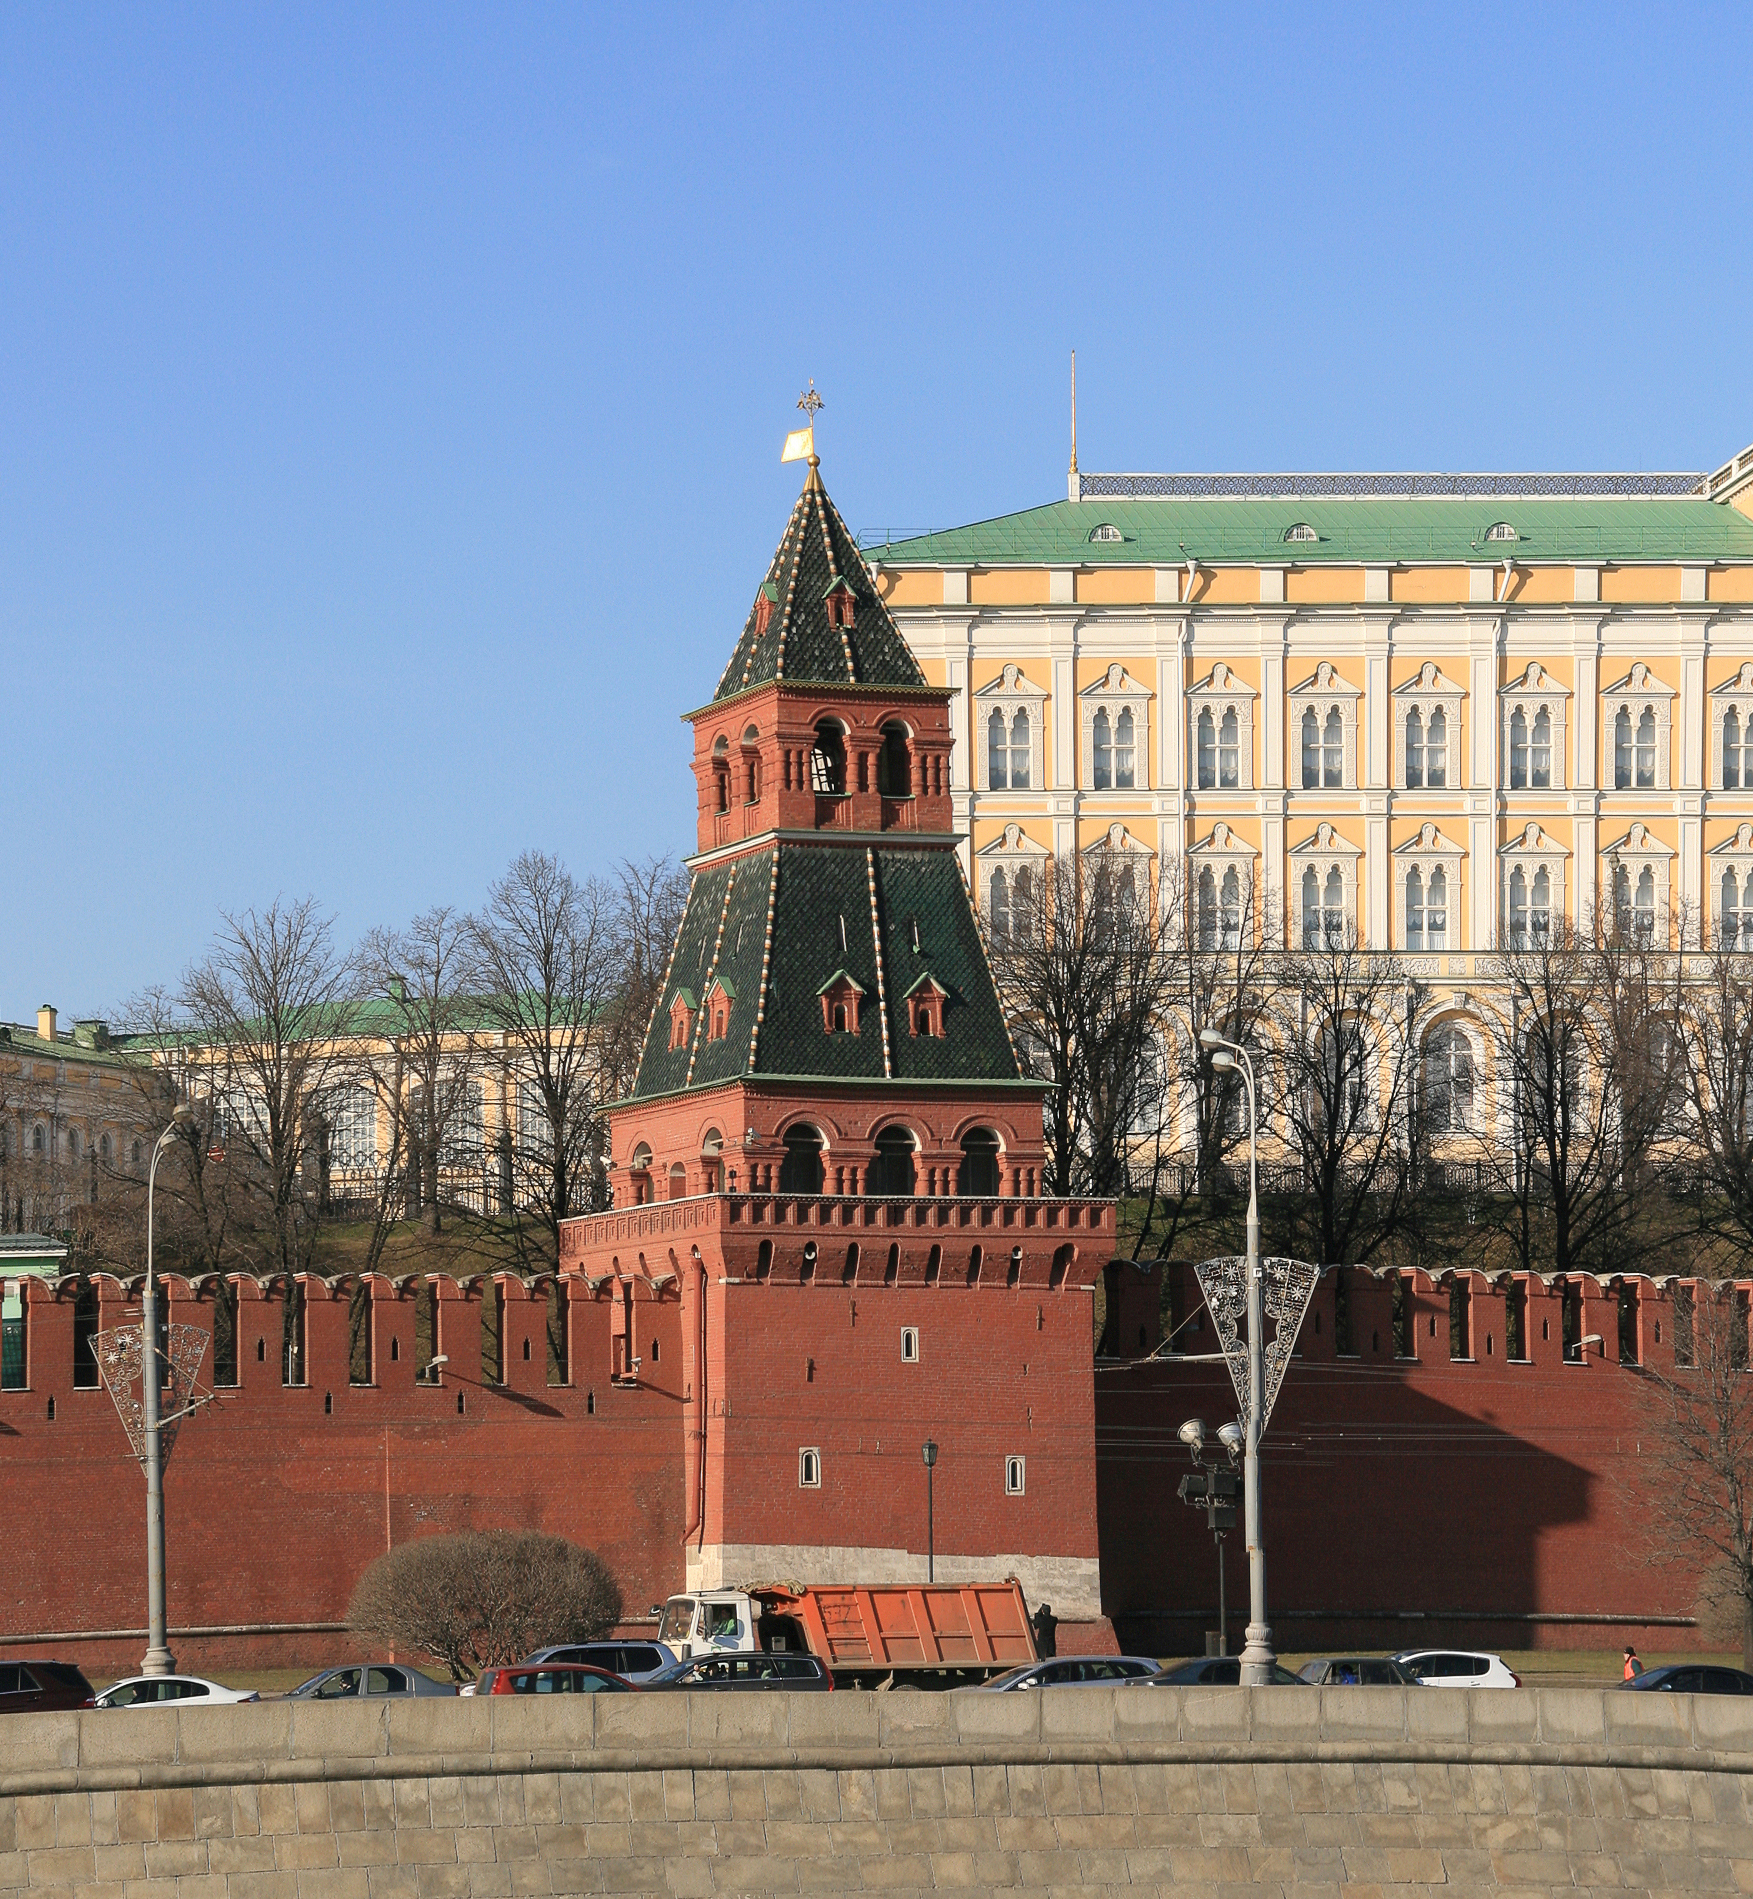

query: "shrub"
left=347, top=1529, right=622, bottom=1682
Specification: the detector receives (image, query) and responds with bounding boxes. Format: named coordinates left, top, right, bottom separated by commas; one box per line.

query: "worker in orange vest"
left=1623, top=1646, right=1644, bottom=1680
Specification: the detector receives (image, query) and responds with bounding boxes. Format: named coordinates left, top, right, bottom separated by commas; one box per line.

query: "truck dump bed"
left=761, top=1581, right=1036, bottom=1673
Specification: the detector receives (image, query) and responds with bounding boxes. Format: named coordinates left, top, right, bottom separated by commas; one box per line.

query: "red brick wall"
left=1097, top=1263, right=1712, bottom=1656
left=0, top=1274, right=685, bottom=1679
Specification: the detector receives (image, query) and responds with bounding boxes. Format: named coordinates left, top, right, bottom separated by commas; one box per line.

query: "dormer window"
left=667, top=989, right=697, bottom=1052
left=1485, top=522, right=1518, bottom=543
left=1284, top=522, right=1318, bottom=543
left=817, top=970, right=865, bottom=1036
left=704, top=975, right=735, bottom=1042
left=824, top=579, right=857, bottom=629
left=752, top=581, right=778, bottom=640
left=1088, top=523, right=1123, bottom=543
left=904, top=974, right=948, bottom=1039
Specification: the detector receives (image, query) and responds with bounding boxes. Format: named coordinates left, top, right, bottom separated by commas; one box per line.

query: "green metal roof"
left=866, top=496, right=1753, bottom=567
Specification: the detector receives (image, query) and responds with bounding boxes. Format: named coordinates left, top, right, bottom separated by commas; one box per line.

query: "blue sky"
left=3, top=2, right=1750, bottom=1018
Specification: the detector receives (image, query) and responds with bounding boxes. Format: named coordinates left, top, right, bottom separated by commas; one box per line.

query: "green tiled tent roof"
left=630, top=844, right=1024, bottom=1100
left=715, top=470, right=926, bottom=703
left=865, top=496, right=1753, bottom=567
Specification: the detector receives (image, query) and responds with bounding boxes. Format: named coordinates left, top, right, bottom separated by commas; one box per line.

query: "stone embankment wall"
left=2, top=1685, right=1751, bottom=1895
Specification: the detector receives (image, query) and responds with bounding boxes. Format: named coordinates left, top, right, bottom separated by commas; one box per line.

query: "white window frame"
left=1393, top=663, right=1466, bottom=791
left=1711, top=664, right=1753, bottom=791
left=1287, top=663, right=1361, bottom=793
left=1392, top=822, right=1465, bottom=963
left=1081, top=822, right=1154, bottom=920
left=1602, top=663, right=1675, bottom=792
left=798, top=1448, right=821, bottom=1488
left=1079, top=663, right=1150, bottom=792
left=1709, top=823, right=1753, bottom=949
left=1499, top=822, right=1568, bottom=947
left=1188, top=822, right=1258, bottom=952
left=1187, top=663, right=1256, bottom=793
left=1501, top=663, right=1570, bottom=792
left=900, top=1326, right=919, bottom=1363
left=327, top=1084, right=380, bottom=1174
left=976, top=823, right=1049, bottom=944
left=1004, top=1455, right=1026, bottom=1495
left=1288, top=822, right=1361, bottom=947
left=1603, top=822, right=1673, bottom=944
left=974, top=663, right=1047, bottom=793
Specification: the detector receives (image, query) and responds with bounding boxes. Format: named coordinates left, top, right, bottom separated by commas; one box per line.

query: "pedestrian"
left=1623, top=1646, right=1644, bottom=1680
left=1031, top=1601, right=1058, bottom=1660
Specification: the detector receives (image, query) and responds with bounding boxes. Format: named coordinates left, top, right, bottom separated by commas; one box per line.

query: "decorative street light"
left=921, top=1439, right=939, bottom=1582
left=141, top=1101, right=197, bottom=1676
left=1198, top=1026, right=1276, bottom=1686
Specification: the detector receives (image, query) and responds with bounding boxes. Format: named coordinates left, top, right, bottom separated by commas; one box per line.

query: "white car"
left=1393, top=1648, right=1521, bottom=1689
left=95, top=1674, right=260, bottom=1708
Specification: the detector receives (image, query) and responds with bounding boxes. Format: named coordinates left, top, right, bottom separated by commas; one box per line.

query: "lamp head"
left=170, top=1102, right=198, bottom=1129
left=1198, top=1028, right=1224, bottom=1051
left=1216, top=1420, right=1244, bottom=1457
left=922, top=1439, right=938, bottom=1468
left=1210, top=1050, right=1237, bottom=1073
left=1177, top=1418, right=1206, bottom=1452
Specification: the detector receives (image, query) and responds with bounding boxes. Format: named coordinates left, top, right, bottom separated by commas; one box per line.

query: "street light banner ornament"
left=95, top=1323, right=210, bottom=1466
left=1193, top=1255, right=1320, bottom=1437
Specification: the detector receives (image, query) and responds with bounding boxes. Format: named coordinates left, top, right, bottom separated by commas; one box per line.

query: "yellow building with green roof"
left=869, top=440, right=1753, bottom=965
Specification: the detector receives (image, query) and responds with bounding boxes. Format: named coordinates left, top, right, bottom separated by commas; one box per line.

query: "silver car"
left=966, top=1656, right=1160, bottom=1690
left=284, top=1664, right=455, bottom=1699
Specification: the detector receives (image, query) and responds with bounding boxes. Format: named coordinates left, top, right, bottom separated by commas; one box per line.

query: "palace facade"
left=869, top=443, right=1753, bottom=965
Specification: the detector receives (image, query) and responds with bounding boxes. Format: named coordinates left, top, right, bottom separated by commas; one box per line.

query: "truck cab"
left=657, top=1591, right=757, bottom=1659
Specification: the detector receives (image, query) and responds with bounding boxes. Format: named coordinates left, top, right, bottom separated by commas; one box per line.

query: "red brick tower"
left=562, top=451, right=1115, bottom=1635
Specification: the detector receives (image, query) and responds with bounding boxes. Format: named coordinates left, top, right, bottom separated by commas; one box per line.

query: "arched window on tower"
left=871, top=1127, right=917, bottom=1196
left=711, top=735, right=730, bottom=813
left=779, top=1126, right=825, bottom=1195
left=878, top=722, right=912, bottom=798
left=810, top=721, right=846, bottom=795
left=957, top=1128, right=1001, bottom=1197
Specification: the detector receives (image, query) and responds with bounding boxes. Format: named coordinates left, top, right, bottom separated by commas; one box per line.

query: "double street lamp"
left=1198, top=1027, right=1278, bottom=1686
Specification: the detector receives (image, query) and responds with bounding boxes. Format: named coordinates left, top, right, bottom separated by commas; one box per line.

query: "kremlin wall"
left=0, top=457, right=1720, bottom=1678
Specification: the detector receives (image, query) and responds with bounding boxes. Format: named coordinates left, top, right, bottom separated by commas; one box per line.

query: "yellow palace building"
left=866, top=440, right=1753, bottom=964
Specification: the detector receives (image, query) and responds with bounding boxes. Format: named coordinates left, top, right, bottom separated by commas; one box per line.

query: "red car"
left=0, top=1660, right=97, bottom=1713
left=475, top=1663, right=634, bottom=1695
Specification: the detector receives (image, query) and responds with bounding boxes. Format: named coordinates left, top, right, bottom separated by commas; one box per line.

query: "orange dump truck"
left=656, top=1580, right=1037, bottom=1687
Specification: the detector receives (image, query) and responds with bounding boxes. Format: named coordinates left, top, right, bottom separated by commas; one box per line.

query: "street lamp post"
left=1199, top=1027, right=1276, bottom=1686
left=141, top=1103, right=195, bottom=1676
left=921, top=1439, right=938, bottom=1582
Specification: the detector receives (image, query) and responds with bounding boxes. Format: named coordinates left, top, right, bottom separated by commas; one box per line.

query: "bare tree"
left=356, top=907, right=481, bottom=1240
left=178, top=898, right=357, bottom=1278
left=347, top=1529, right=622, bottom=1682
left=466, top=852, right=621, bottom=1260
left=1679, top=933, right=1753, bottom=1264
left=1274, top=924, right=1430, bottom=1268
left=1483, top=911, right=1684, bottom=1283
left=1631, top=1284, right=1753, bottom=1670
left=990, top=849, right=1178, bottom=1198
left=600, top=856, right=690, bottom=1102
left=1127, top=857, right=1277, bottom=1260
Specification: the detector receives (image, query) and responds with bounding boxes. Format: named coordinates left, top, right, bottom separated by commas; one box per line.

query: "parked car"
left=0, top=1659, right=96, bottom=1713
left=646, top=1653, right=834, bottom=1691
left=283, top=1664, right=456, bottom=1699
left=516, top=1640, right=678, bottom=1684
left=96, top=1675, right=259, bottom=1708
left=473, top=1663, right=633, bottom=1696
left=1394, top=1649, right=1521, bottom=1689
left=1298, top=1656, right=1421, bottom=1686
left=1622, top=1664, right=1753, bottom=1695
left=966, top=1656, right=1161, bottom=1691
left=1152, top=1657, right=1307, bottom=1686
